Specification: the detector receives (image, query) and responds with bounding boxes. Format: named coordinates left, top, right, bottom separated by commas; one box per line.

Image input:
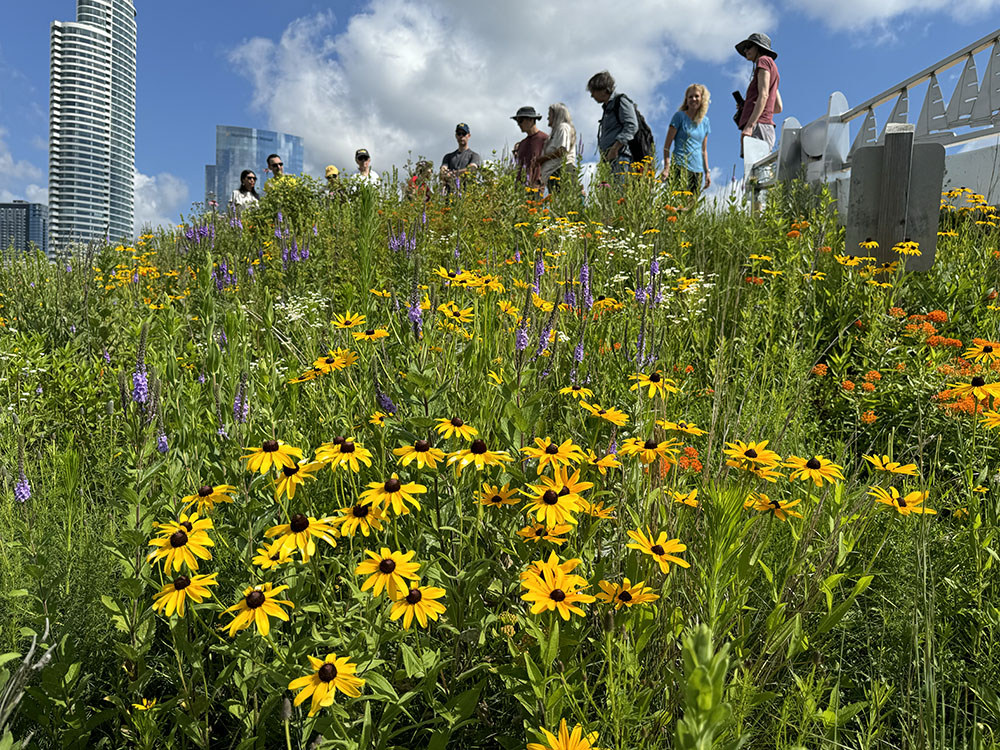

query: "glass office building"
left=49, top=0, right=136, bottom=253
left=0, top=201, right=49, bottom=256
left=205, top=126, right=304, bottom=207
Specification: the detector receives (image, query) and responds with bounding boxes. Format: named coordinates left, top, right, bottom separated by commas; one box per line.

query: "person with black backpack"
left=587, top=71, right=655, bottom=176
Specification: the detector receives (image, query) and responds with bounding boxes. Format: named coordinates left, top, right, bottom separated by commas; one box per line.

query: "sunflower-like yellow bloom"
left=723, top=440, right=781, bottom=470
left=586, top=450, right=621, bottom=475
left=331, top=311, right=366, bottom=329
left=393, top=440, right=446, bottom=469
left=147, top=513, right=214, bottom=572
left=869, top=486, right=935, bottom=516
left=629, top=371, right=679, bottom=399
left=264, top=514, right=338, bottom=562
left=671, top=489, right=699, bottom=507
left=579, top=402, right=629, bottom=426
left=351, top=328, right=389, bottom=341
left=656, top=419, right=707, bottom=436
left=520, top=562, right=595, bottom=620
left=152, top=573, right=218, bottom=618
left=389, top=583, right=447, bottom=629
left=863, top=454, right=919, bottom=476
left=521, top=437, right=586, bottom=474
left=595, top=578, right=659, bottom=610
left=945, top=377, right=1000, bottom=403
left=355, top=548, right=421, bottom=598
left=559, top=384, right=594, bottom=400
left=478, top=482, right=519, bottom=507
left=251, top=540, right=294, bottom=570
left=181, top=484, right=236, bottom=514
left=333, top=502, right=388, bottom=537
left=618, top=437, right=681, bottom=465
left=527, top=719, right=601, bottom=750
left=964, top=339, right=1000, bottom=363
left=745, top=492, right=803, bottom=521
left=783, top=455, right=844, bottom=487
left=274, top=461, right=324, bottom=501
left=447, top=439, right=513, bottom=476
left=317, top=438, right=373, bottom=473
left=522, top=474, right=586, bottom=527
left=288, top=654, right=365, bottom=716
left=626, top=528, right=690, bottom=574
left=516, top=523, right=573, bottom=545
left=434, top=417, right=479, bottom=441
left=359, top=473, right=427, bottom=516
left=222, top=583, right=294, bottom=637
left=242, top=439, right=303, bottom=474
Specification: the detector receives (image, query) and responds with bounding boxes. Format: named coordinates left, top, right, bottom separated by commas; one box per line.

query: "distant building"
left=205, top=126, right=305, bottom=207
left=49, top=0, right=137, bottom=253
left=0, top=201, right=50, bottom=256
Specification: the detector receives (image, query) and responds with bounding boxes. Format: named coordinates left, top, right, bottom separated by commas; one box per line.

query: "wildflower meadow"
left=1, top=164, right=999, bottom=749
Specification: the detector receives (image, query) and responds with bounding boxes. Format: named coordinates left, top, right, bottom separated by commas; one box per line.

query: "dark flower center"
left=317, top=663, right=337, bottom=682
left=470, top=440, right=488, bottom=455
left=649, top=373, right=661, bottom=382
left=198, top=485, right=213, bottom=497
left=898, top=498, right=908, bottom=508
left=572, top=385, right=581, bottom=391
left=598, top=409, right=607, bottom=415
left=558, top=486, right=570, bottom=497
left=405, top=588, right=423, bottom=604
left=972, top=376, right=986, bottom=387
left=282, top=465, right=300, bottom=477
left=245, top=590, right=266, bottom=609
left=325, top=357, right=336, bottom=364
left=984, top=345, right=994, bottom=353
left=450, top=417, right=464, bottom=427
left=378, top=558, right=397, bottom=574
left=384, top=478, right=402, bottom=493
left=549, top=589, right=567, bottom=602
left=744, top=448, right=758, bottom=459
left=678, top=422, right=688, bottom=428
left=597, top=295, right=606, bottom=301
left=351, top=505, right=369, bottom=518
left=806, top=458, right=821, bottom=470
left=617, top=590, right=633, bottom=602
left=364, top=329, right=375, bottom=336
left=535, top=527, right=545, bottom=536
left=770, top=499, right=781, bottom=509
left=644, top=439, right=658, bottom=450
left=448, top=271, right=457, bottom=278
left=341, top=441, right=356, bottom=454
left=650, top=544, right=665, bottom=555
left=414, top=440, right=430, bottom=452
left=545, top=444, right=559, bottom=455
left=173, top=575, right=191, bottom=590
left=262, top=440, right=279, bottom=452
left=181, top=521, right=193, bottom=532
left=491, top=495, right=503, bottom=505
left=332, top=436, right=345, bottom=446
left=543, top=490, right=559, bottom=505
left=169, top=530, right=189, bottom=548
left=290, top=514, right=309, bottom=533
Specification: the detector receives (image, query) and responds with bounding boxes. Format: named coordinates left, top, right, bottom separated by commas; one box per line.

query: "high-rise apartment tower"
left=49, top=0, right=136, bottom=252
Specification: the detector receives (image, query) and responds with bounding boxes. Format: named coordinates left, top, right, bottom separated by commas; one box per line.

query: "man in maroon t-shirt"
left=511, top=106, right=549, bottom=189
left=735, top=33, right=782, bottom=154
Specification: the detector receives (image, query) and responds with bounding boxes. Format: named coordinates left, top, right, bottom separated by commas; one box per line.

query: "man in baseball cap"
left=441, top=123, right=482, bottom=185
left=353, top=148, right=380, bottom=186
left=511, top=106, right=548, bottom=188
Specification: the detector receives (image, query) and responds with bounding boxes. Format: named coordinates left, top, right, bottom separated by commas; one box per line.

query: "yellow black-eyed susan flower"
left=618, top=437, right=681, bottom=465
left=671, top=489, right=699, bottom=507
left=331, top=311, right=366, bottom=329
left=945, top=377, right=1000, bottom=402
left=516, top=522, right=572, bottom=545
left=311, top=352, right=346, bottom=374
left=359, top=473, right=427, bottom=516
left=252, top=540, right=293, bottom=570
left=181, top=484, right=236, bottom=514
left=288, top=654, right=365, bottom=717
left=595, top=578, right=659, bottom=610
left=437, top=301, right=473, bottom=324
left=477, top=482, right=519, bottom=507
left=447, top=440, right=513, bottom=476
left=243, top=440, right=303, bottom=475
left=522, top=474, right=585, bottom=527
left=629, top=371, right=679, bottom=399
left=783, top=455, right=844, bottom=487
left=520, top=559, right=594, bottom=620
left=355, top=548, right=421, bottom=598
left=964, top=339, right=1000, bottom=363
left=558, top=384, right=594, bottom=400
left=147, top=513, right=214, bottom=572
left=264, top=514, right=337, bottom=562
left=434, top=416, right=479, bottom=441
left=626, top=528, right=689, bottom=574
left=863, top=454, right=919, bottom=476
left=586, top=450, right=621, bottom=475
left=579, top=402, right=629, bottom=426
left=222, top=582, right=294, bottom=637
left=152, top=572, right=218, bottom=618
left=656, top=419, right=707, bottom=436
left=980, top=411, right=1000, bottom=429
left=333, top=502, right=387, bottom=537
left=393, top=439, right=446, bottom=469
left=869, top=486, right=935, bottom=516
left=351, top=328, right=389, bottom=342
left=318, top=437, right=373, bottom=473
left=582, top=499, right=615, bottom=519
left=389, top=583, right=447, bottom=629
left=521, top=437, right=586, bottom=474
left=745, top=492, right=802, bottom=520
left=526, top=719, right=601, bottom=750
left=723, top=440, right=781, bottom=470
left=275, top=461, right=324, bottom=501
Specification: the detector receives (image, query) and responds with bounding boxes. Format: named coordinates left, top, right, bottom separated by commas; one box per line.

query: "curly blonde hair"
left=680, top=84, right=710, bottom=124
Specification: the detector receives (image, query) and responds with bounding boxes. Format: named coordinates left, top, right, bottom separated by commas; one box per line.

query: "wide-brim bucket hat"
left=735, top=32, right=777, bottom=59
left=511, top=106, right=543, bottom=121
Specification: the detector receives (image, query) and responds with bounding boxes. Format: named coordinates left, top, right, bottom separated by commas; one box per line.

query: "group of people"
left=228, top=31, right=781, bottom=210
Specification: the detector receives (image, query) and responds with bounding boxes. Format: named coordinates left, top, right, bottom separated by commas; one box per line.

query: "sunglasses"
left=246, top=176, right=257, bottom=180
left=270, top=162, right=283, bottom=167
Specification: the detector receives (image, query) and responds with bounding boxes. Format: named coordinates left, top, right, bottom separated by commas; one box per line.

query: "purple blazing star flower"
left=579, top=262, right=592, bottom=310
left=650, top=257, right=660, bottom=276
left=564, top=287, right=576, bottom=307
left=156, top=432, right=169, bottom=454
left=635, top=284, right=647, bottom=306
left=198, top=372, right=206, bottom=385
left=377, top=390, right=397, bottom=415
left=102, top=348, right=111, bottom=364
left=131, top=368, right=148, bottom=404
left=234, top=373, right=249, bottom=423
left=515, top=322, right=530, bottom=352
left=533, top=252, right=544, bottom=293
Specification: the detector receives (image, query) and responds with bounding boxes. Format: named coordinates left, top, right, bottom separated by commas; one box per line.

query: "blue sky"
left=1, top=1, right=998, bottom=229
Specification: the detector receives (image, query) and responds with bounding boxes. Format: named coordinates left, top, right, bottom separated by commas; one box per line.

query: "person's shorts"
left=751, top=123, right=776, bottom=150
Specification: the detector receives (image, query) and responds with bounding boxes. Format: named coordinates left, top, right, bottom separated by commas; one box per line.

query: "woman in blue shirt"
left=659, top=84, right=711, bottom=195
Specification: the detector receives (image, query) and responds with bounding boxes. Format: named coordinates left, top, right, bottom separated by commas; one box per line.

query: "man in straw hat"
left=511, top=106, right=548, bottom=188
left=735, top=32, right=782, bottom=154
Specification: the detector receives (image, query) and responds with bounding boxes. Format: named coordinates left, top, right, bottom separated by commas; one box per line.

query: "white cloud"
left=229, top=0, right=774, bottom=178
left=0, top=125, right=46, bottom=204
left=784, top=0, right=1000, bottom=32
left=134, top=170, right=189, bottom=234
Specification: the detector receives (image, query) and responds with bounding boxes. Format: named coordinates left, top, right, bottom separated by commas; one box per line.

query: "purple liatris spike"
left=377, top=390, right=397, bottom=415
left=156, top=432, right=169, bottom=454
left=574, top=341, right=584, bottom=363
left=635, top=284, right=647, bottom=305
left=102, top=348, right=111, bottom=364
left=533, top=253, right=544, bottom=293
left=132, top=367, right=148, bottom=404
left=650, top=257, right=660, bottom=276
left=565, top=287, right=576, bottom=307
left=234, top=373, right=249, bottom=423
left=14, top=474, right=31, bottom=503
left=579, top=262, right=592, bottom=310
left=276, top=211, right=283, bottom=224
left=313, top=223, right=318, bottom=236
left=515, top=322, right=530, bottom=352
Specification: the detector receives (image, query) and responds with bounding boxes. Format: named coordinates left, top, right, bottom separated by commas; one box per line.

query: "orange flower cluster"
left=927, top=335, right=962, bottom=348
left=889, top=307, right=907, bottom=318
left=905, top=321, right=938, bottom=338
left=678, top=446, right=703, bottom=473
left=745, top=276, right=764, bottom=285
left=864, top=370, right=882, bottom=382
left=861, top=410, right=878, bottom=424
left=934, top=392, right=987, bottom=415
left=861, top=382, right=875, bottom=392
left=926, top=310, right=949, bottom=323
left=811, top=363, right=829, bottom=376
left=842, top=380, right=855, bottom=391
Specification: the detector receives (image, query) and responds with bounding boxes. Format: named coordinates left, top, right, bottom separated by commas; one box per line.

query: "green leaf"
left=540, top=619, right=559, bottom=668
left=523, top=652, right=544, bottom=699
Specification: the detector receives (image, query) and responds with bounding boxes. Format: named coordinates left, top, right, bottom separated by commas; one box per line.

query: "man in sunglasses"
left=353, top=148, right=380, bottom=185
left=266, top=154, right=284, bottom=179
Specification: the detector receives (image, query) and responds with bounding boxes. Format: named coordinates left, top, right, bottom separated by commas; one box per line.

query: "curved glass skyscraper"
left=49, top=0, right=136, bottom=252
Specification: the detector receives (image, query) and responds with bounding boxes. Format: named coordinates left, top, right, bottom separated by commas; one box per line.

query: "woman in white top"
left=536, top=103, right=577, bottom=194
left=229, top=170, right=260, bottom=211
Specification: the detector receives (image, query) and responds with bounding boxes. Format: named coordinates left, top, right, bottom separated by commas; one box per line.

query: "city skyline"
left=48, top=0, right=136, bottom=252
left=205, top=126, right=304, bottom=209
